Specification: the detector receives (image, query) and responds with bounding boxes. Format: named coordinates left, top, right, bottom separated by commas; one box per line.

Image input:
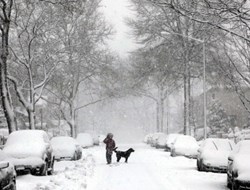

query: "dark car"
left=227, top=140, right=250, bottom=190
left=197, top=138, right=234, bottom=173
left=3, top=130, right=54, bottom=176
left=0, top=150, right=16, bottom=190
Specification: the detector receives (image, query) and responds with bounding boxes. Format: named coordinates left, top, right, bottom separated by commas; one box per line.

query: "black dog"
left=113, top=147, right=135, bottom=163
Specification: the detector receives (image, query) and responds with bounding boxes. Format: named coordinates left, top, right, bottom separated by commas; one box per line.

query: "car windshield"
left=205, top=139, right=233, bottom=151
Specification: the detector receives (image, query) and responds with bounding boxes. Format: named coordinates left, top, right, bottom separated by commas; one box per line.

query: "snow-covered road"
left=16, top=143, right=229, bottom=190
left=87, top=144, right=228, bottom=190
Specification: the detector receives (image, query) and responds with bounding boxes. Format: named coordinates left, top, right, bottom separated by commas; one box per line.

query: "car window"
left=204, top=141, right=217, bottom=150
left=216, top=140, right=233, bottom=151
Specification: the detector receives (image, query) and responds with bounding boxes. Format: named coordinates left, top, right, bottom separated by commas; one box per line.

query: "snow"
left=76, top=133, right=94, bottom=148
left=16, top=143, right=230, bottom=190
left=86, top=144, right=226, bottom=190
left=17, top=154, right=95, bottom=190
left=51, top=136, right=80, bottom=159
left=172, top=135, right=199, bottom=158
left=3, top=130, right=48, bottom=159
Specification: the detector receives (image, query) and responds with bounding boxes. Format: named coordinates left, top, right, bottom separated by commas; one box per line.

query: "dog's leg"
left=117, top=155, right=121, bottom=162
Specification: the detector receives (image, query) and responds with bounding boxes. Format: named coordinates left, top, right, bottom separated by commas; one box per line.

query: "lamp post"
left=160, top=31, right=207, bottom=139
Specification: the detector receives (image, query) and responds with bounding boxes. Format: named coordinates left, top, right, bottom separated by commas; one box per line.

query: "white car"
left=171, top=135, right=199, bottom=158
left=150, top=133, right=165, bottom=147
left=144, top=134, right=153, bottom=144
left=197, top=138, right=234, bottom=172
left=227, top=140, right=250, bottom=190
left=3, top=130, right=54, bottom=176
left=0, top=150, right=16, bottom=189
left=165, top=134, right=182, bottom=151
left=155, top=133, right=168, bottom=149
left=76, top=133, right=94, bottom=148
left=51, top=136, right=82, bottom=161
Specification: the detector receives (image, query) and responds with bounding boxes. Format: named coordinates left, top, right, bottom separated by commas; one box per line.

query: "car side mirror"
left=0, top=161, right=9, bottom=169
left=228, top=156, right=234, bottom=161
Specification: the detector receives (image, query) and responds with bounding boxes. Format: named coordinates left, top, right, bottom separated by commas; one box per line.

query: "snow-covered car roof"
left=3, top=130, right=49, bottom=158
left=76, top=133, right=94, bottom=148
left=173, top=135, right=198, bottom=148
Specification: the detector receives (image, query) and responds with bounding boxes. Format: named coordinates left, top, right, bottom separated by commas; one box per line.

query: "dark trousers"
left=106, top=150, right=112, bottom=164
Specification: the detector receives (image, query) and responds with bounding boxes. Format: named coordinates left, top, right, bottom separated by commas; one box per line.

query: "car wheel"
left=40, top=162, right=48, bottom=176
left=170, top=150, right=176, bottom=157
left=72, top=152, right=77, bottom=160
left=227, top=175, right=232, bottom=189
left=197, top=160, right=201, bottom=171
left=78, top=152, right=82, bottom=160
left=10, top=179, right=16, bottom=190
left=48, top=158, right=54, bottom=175
left=232, top=180, right=239, bottom=190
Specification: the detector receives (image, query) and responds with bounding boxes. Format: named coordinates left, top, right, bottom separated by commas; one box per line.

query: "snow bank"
left=76, top=133, right=94, bottom=148
left=17, top=154, right=95, bottom=190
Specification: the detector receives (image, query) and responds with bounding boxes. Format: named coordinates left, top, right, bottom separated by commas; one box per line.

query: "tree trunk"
left=28, top=109, right=35, bottom=129
left=188, top=66, right=191, bottom=135
left=0, top=63, right=17, bottom=133
left=156, top=102, right=160, bottom=132
left=0, top=3, right=17, bottom=133
left=183, top=73, right=187, bottom=135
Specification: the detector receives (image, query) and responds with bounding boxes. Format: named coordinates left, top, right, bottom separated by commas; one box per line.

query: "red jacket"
left=103, top=137, right=116, bottom=151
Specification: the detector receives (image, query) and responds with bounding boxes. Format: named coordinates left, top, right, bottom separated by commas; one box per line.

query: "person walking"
left=103, top=133, right=116, bottom=164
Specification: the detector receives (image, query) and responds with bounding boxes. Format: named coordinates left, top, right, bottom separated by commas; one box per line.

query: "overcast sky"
left=101, top=0, right=138, bottom=57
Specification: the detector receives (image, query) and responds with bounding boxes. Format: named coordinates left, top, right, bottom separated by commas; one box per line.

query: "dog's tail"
left=113, top=147, right=118, bottom=152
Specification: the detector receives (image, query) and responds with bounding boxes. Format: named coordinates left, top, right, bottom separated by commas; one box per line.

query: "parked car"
left=155, top=133, right=168, bottom=149
left=197, top=138, right=234, bottom=172
left=76, top=133, right=94, bottom=148
left=170, top=135, right=199, bottom=158
left=51, top=136, right=82, bottom=161
left=3, top=130, right=54, bottom=176
left=165, top=134, right=182, bottom=151
left=150, top=133, right=165, bottom=147
left=227, top=140, right=250, bottom=190
left=0, top=150, right=16, bottom=190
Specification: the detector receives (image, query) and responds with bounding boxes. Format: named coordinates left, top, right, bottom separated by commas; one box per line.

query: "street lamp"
left=160, top=31, right=207, bottom=139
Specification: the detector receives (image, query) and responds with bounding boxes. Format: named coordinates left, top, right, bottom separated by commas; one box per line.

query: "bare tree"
left=6, top=0, right=61, bottom=129
left=45, top=0, right=114, bottom=137
left=0, top=0, right=17, bottom=133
